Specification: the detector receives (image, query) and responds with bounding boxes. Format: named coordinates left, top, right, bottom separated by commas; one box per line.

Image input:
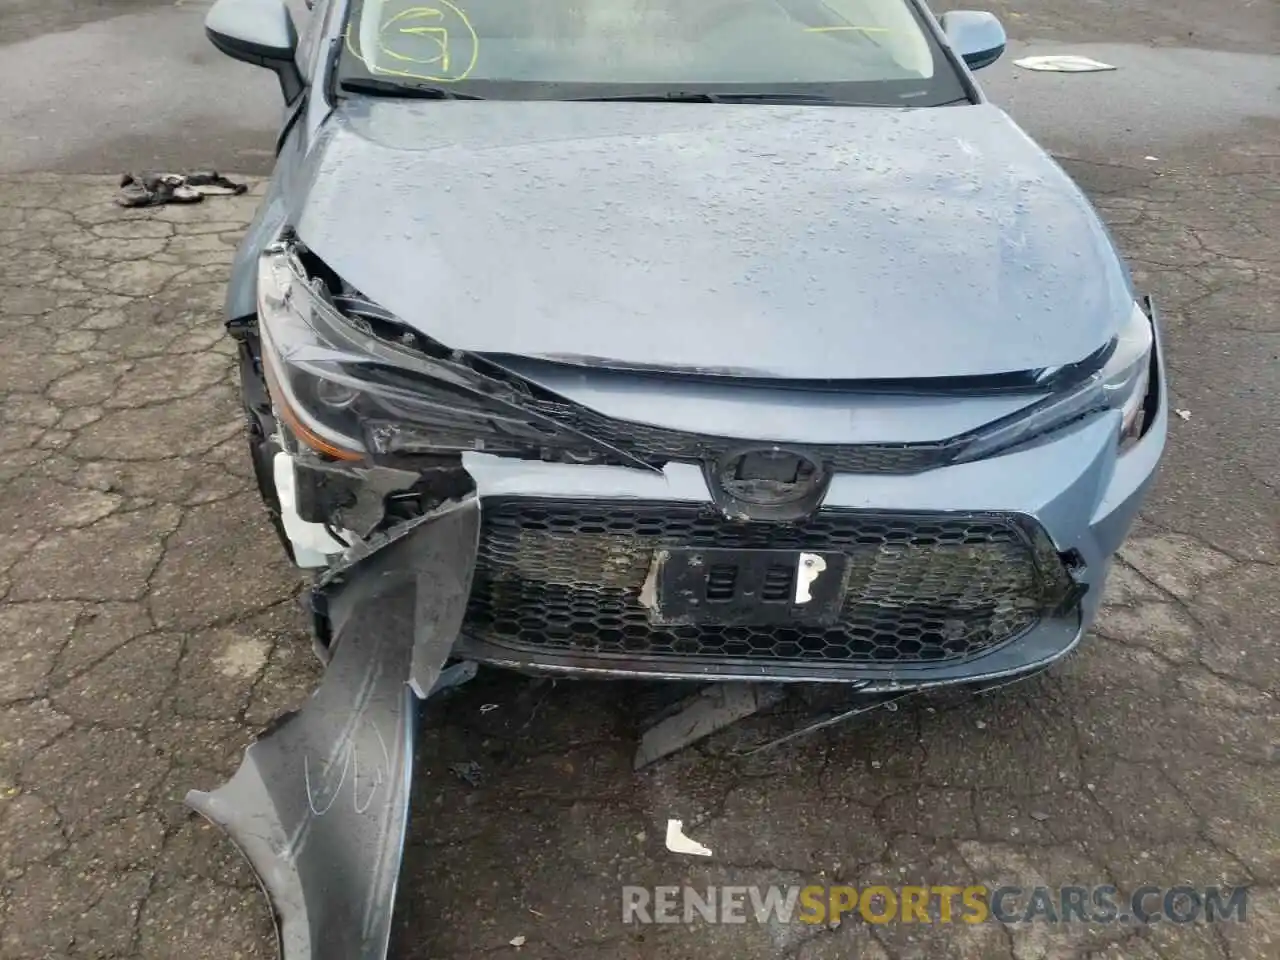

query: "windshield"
left=339, top=0, right=967, bottom=105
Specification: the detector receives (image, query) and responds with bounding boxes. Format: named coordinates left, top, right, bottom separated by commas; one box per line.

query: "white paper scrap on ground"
left=665, top=819, right=713, bottom=857
left=1013, top=55, right=1117, bottom=72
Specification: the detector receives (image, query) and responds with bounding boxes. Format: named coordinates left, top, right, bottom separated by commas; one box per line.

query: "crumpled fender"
left=187, top=497, right=480, bottom=960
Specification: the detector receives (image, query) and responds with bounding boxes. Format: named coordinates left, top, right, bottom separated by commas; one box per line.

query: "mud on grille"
left=463, top=499, right=1074, bottom=668
left=525, top=398, right=959, bottom=474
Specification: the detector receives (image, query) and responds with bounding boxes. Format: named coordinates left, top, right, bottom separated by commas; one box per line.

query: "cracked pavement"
left=1, top=5, right=1278, bottom=960
left=0, top=180, right=314, bottom=958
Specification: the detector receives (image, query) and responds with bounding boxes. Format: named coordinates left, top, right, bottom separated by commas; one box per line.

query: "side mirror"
left=939, top=10, right=1007, bottom=71
left=205, top=0, right=303, bottom=102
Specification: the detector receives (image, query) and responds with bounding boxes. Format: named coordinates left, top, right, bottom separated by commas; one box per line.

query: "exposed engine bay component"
left=288, top=455, right=430, bottom=539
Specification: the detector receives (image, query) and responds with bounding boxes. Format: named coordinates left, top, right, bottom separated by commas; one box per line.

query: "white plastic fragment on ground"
left=1013, top=55, right=1117, bottom=73
left=1176, top=409, right=1192, bottom=421
left=665, top=819, right=713, bottom=857
left=509, top=935, right=527, bottom=947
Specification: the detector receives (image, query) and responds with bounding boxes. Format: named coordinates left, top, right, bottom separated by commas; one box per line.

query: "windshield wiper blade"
left=572, top=91, right=722, bottom=103
left=712, top=92, right=839, bottom=104
left=338, top=77, right=484, bottom=100
left=717, top=92, right=911, bottom=106
left=569, top=90, right=891, bottom=106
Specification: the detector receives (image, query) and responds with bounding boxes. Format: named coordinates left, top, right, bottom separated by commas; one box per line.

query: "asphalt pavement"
left=0, top=1, right=1276, bottom=958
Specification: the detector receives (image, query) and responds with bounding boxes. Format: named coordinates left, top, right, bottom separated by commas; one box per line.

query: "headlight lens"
left=255, top=244, right=606, bottom=462
left=955, top=301, right=1154, bottom=462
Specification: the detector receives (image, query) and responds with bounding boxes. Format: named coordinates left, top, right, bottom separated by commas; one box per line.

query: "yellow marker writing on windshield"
left=346, top=2, right=479, bottom=83
left=396, top=25, right=451, bottom=72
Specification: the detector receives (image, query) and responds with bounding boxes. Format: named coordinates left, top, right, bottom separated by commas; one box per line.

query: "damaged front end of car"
left=191, top=230, right=1166, bottom=959
left=189, top=236, right=662, bottom=960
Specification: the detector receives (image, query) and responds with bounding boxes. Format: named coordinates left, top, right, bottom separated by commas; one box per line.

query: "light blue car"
left=193, top=0, right=1168, bottom=956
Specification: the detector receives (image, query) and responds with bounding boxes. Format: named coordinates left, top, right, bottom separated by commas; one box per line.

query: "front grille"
left=463, top=499, right=1074, bottom=669
left=526, top=398, right=960, bottom=474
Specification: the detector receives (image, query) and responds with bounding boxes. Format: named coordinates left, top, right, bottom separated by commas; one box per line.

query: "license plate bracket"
left=649, top=547, right=847, bottom=626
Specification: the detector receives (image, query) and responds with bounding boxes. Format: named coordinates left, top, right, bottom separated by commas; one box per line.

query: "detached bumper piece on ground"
left=188, top=500, right=479, bottom=960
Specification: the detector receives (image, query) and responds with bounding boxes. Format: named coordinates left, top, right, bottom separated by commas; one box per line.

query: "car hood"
left=291, top=100, right=1133, bottom=380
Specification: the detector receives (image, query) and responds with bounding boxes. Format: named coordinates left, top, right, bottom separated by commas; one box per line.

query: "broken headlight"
left=956, top=301, right=1155, bottom=462
left=256, top=242, right=604, bottom=462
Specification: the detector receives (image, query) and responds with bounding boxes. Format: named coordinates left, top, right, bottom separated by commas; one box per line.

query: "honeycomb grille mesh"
left=463, top=500, right=1071, bottom=668
left=526, top=398, right=958, bottom=473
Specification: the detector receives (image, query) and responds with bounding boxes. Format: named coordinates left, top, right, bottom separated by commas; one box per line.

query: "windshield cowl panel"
left=338, top=0, right=967, bottom=107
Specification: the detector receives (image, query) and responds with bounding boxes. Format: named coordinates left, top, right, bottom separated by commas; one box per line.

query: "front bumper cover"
left=185, top=497, right=479, bottom=960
